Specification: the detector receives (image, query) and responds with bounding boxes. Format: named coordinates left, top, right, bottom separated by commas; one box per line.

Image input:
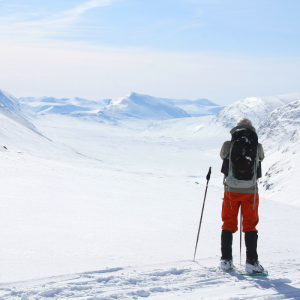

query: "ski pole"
left=240, top=209, right=242, bottom=266
left=193, top=167, right=212, bottom=261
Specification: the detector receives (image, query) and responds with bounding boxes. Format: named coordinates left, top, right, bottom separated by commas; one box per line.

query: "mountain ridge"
left=19, top=92, right=224, bottom=120
left=209, top=93, right=300, bottom=129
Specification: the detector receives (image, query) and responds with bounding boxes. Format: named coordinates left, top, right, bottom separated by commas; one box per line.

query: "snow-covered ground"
left=0, top=91, right=300, bottom=299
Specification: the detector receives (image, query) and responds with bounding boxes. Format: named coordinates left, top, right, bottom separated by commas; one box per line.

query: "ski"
left=216, top=267, right=268, bottom=277
left=239, top=270, right=268, bottom=277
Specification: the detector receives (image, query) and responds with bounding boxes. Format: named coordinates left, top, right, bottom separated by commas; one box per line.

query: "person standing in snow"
left=220, top=118, right=265, bottom=274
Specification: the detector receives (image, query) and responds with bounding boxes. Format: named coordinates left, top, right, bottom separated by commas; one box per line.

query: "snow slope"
left=0, top=89, right=43, bottom=134
left=0, top=89, right=24, bottom=117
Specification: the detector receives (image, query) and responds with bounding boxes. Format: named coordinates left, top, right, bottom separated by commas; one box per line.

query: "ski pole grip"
left=206, top=167, right=212, bottom=181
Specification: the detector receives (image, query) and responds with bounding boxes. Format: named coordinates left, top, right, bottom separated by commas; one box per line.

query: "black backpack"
left=225, top=128, right=259, bottom=188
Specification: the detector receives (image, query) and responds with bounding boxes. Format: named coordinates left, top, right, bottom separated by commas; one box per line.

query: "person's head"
left=236, top=118, right=252, bottom=126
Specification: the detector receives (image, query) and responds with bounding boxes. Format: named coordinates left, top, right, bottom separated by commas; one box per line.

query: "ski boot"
left=245, top=260, right=264, bottom=274
left=220, top=259, right=233, bottom=272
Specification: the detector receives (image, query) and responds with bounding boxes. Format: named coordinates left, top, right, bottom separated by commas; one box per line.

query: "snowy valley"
left=0, top=89, right=300, bottom=299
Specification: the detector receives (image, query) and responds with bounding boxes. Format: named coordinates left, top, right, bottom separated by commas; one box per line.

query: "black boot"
left=245, top=231, right=258, bottom=264
left=221, top=230, right=233, bottom=260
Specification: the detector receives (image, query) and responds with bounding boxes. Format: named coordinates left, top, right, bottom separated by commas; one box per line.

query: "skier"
left=220, top=118, right=264, bottom=274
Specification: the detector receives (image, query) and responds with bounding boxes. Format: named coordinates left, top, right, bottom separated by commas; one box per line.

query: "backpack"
left=224, top=128, right=259, bottom=188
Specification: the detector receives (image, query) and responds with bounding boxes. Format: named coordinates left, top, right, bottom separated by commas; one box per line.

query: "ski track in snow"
left=1, top=261, right=300, bottom=299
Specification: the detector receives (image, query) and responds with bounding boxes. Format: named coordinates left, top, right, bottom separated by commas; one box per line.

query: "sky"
left=0, top=0, right=299, bottom=105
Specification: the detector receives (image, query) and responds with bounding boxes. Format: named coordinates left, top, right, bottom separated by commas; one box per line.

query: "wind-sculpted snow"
left=2, top=261, right=300, bottom=299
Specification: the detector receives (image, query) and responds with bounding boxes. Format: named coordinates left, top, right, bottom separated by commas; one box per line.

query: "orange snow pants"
left=222, top=191, right=259, bottom=233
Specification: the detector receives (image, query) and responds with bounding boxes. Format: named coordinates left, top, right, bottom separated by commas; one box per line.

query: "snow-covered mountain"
left=20, top=93, right=190, bottom=121
left=20, top=93, right=225, bottom=121
left=19, top=96, right=106, bottom=114
left=211, top=93, right=300, bottom=129
left=0, top=92, right=84, bottom=160
left=98, top=92, right=190, bottom=120
left=158, top=98, right=224, bottom=117
left=143, top=92, right=300, bottom=143
left=256, top=100, right=300, bottom=205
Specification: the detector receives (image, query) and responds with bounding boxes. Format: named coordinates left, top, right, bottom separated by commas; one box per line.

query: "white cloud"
left=0, top=0, right=115, bottom=40
left=67, top=0, right=114, bottom=16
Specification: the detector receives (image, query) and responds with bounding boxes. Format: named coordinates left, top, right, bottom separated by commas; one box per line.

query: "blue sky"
left=0, top=0, right=299, bottom=104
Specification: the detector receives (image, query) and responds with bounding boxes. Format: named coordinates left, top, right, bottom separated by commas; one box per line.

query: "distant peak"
left=195, top=99, right=219, bottom=106
left=128, top=92, right=145, bottom=98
